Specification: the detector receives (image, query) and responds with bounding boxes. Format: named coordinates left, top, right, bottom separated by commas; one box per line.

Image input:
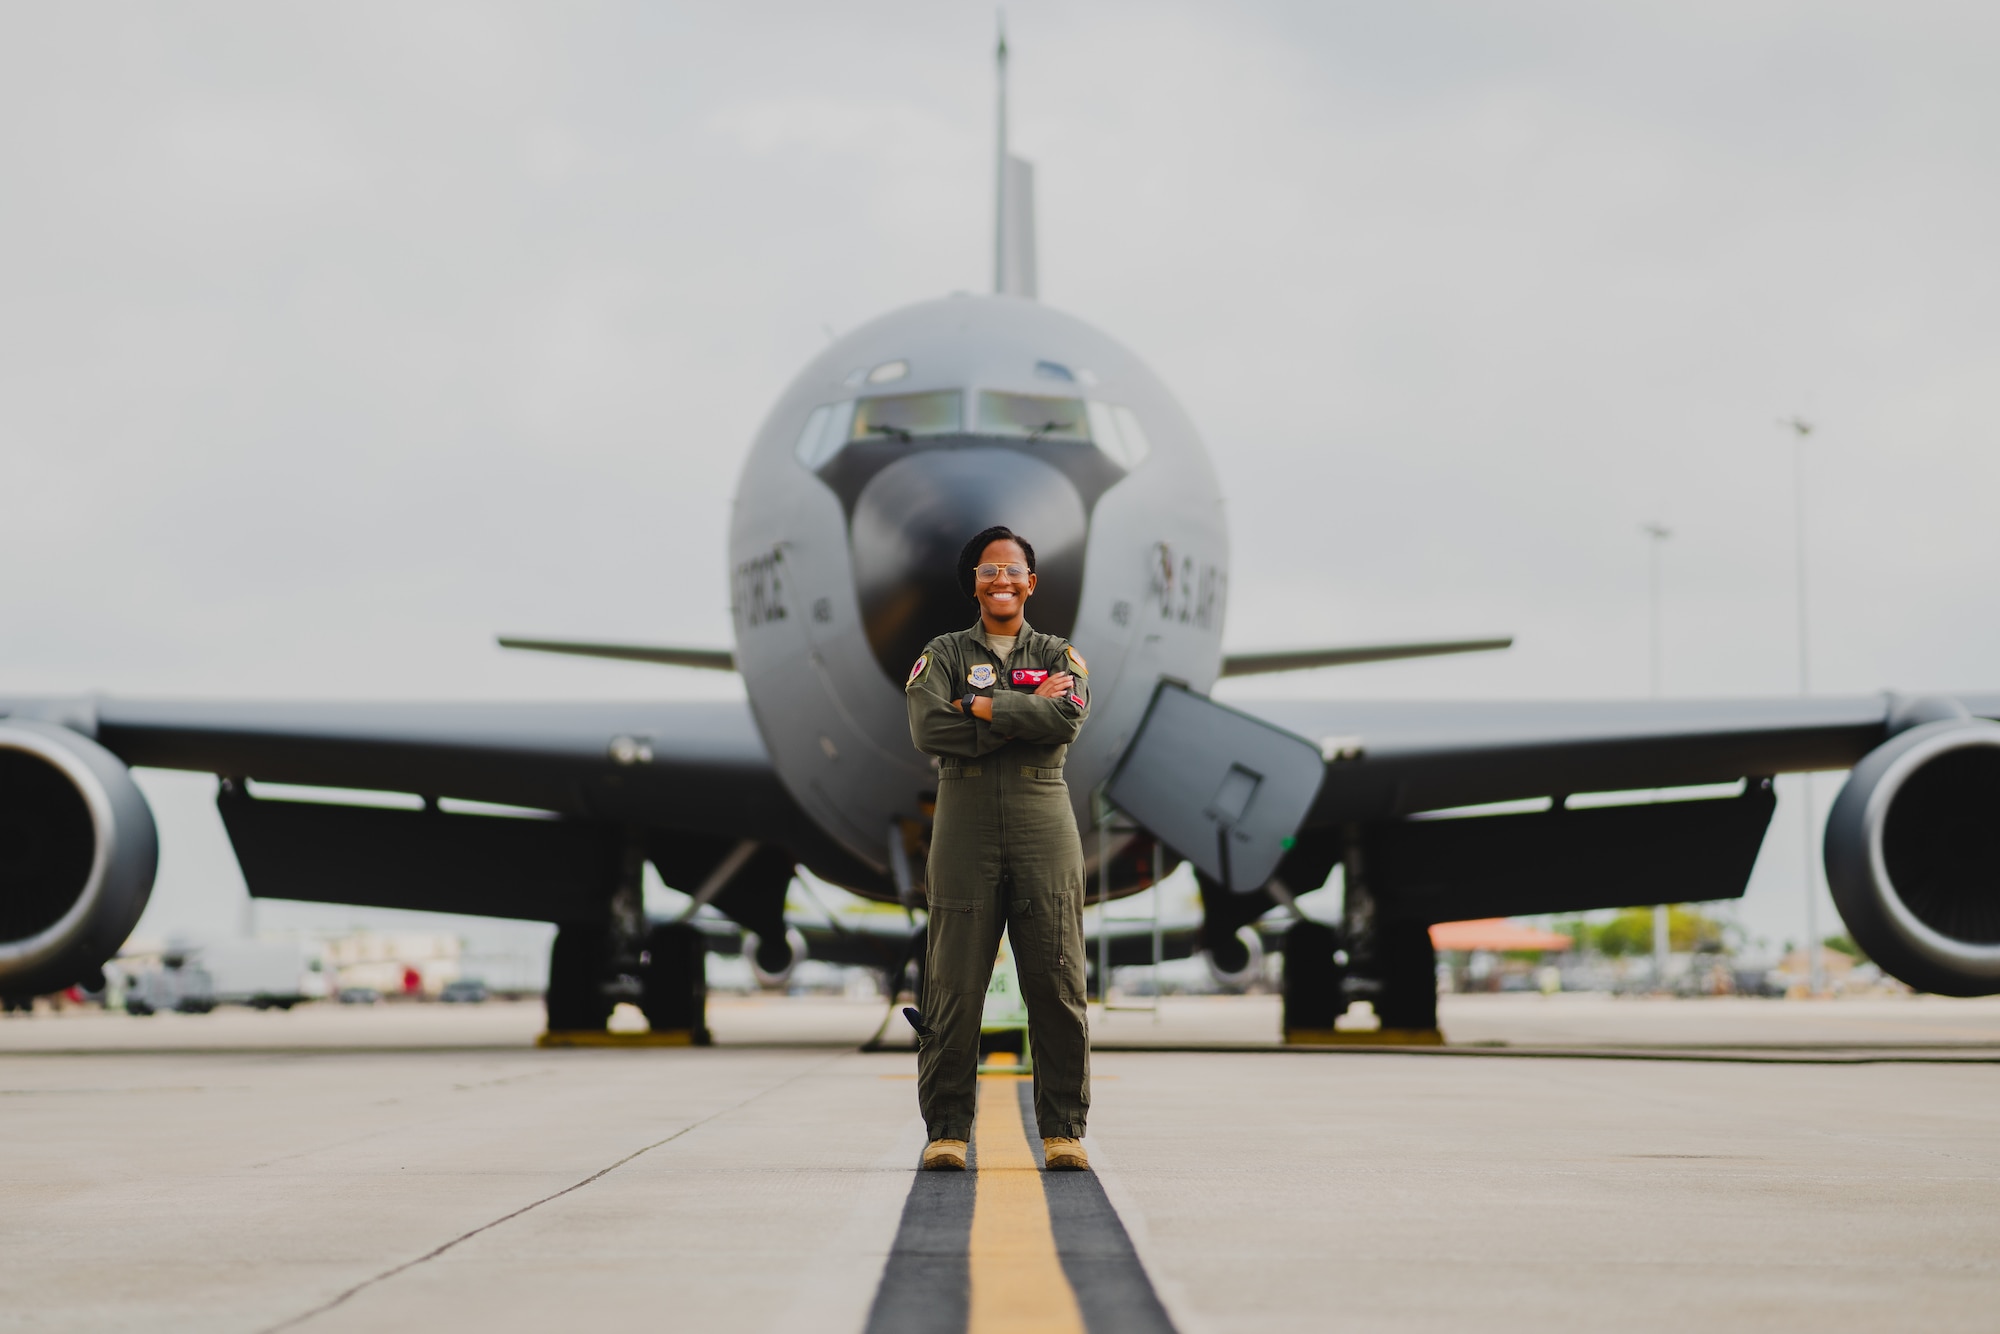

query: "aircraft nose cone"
left=849, top=449, right=1088, bottom=685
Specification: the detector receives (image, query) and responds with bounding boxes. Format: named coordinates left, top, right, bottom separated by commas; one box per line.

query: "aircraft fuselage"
left=728, top=294, right=1229, bottom=897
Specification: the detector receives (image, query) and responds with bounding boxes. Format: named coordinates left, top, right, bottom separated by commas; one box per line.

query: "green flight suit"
left=904, top=620, right=1092, bottom=1141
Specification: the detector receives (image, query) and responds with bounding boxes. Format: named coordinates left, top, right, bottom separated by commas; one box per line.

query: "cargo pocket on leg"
left=927, top=898, right=989, bottom=996
left=1008, top=894, right=1066, bottom=975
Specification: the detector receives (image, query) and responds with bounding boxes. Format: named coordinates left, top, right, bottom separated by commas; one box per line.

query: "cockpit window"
left=851, top=391, right=962, bottom=442
left=976, top=391, right=1089, bottom=442
left=798, top=392, right=964, bottom=469
left=1112, top=406, right=1152, bottom=466
left=1085, top=401, right=1152, bottom=468
left=797, top=390, right=1150, bottom=471
left=794, top=401, right=855, bottom=468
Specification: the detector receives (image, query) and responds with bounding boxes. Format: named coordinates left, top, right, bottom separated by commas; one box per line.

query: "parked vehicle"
left=439, top=978, right=488, bottom=1004
left=123, top=940, right=331, bottom=1014
left=201, top=941, right=333, bottom=1009
left=123, top=950, right=215, bottom=1015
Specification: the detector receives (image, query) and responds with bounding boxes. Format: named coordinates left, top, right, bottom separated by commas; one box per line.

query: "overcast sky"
left=4, top=3, right=1996, bottom=957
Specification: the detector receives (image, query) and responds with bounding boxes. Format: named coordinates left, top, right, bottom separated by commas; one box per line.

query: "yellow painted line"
left=968, top=1075, right=1085, bottom=1334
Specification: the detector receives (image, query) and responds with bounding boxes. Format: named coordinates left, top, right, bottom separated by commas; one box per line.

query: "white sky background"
left=3, top=3, right=1997, bottom=959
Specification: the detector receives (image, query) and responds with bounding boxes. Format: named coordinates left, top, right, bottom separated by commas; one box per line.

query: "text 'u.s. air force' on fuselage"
left=4, top=30, right=2000, bottom=1038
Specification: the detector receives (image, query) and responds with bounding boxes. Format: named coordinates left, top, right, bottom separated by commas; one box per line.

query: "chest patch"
left=967, top=663, right=996, bottom=689
left=1011, top=668, right=1049, bottom=686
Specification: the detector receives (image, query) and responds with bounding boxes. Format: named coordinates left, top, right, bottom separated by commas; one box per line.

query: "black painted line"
left=1017, top=1083, right=1178, bottom=1334
left=863, top=1134, right=977, bottom=1334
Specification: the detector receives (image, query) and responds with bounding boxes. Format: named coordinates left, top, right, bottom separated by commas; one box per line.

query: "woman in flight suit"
left=904, top=525, right=1092, bottom=1171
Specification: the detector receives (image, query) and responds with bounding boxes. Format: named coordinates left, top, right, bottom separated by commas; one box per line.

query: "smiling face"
left=974, top=537, right=1037, bottom=633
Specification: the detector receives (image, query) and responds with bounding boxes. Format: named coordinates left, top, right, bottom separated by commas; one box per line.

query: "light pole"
left=1643, top=522, right=1672, bottom=989
left=1779, top=416, right=1824, bottom=996
left=1643, top=522, right=1671, bottom=696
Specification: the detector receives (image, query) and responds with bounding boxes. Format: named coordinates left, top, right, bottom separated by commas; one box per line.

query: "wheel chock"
left=1283, top=1027, right=1445, bottom=1047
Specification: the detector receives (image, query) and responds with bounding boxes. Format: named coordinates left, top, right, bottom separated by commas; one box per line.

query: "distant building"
left=324, top=931, right=463, bottom=998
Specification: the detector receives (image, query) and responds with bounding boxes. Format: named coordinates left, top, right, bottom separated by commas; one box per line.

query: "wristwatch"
left=963, top=691, right=979, bottom=716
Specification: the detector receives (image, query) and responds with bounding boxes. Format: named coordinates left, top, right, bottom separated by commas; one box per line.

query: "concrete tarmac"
left=4, top=994, right=1998, bottom=1332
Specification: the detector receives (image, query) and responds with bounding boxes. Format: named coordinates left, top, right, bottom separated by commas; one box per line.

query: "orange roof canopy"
left=1429, top=919, right=1573, bottom=952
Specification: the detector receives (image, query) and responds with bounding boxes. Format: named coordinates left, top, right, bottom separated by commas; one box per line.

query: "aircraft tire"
left=545, top=924, right=614, bottom=1033
left=639, top=923, right=710, bottom=1043
left=1281, top=919, right=1343, bottom=1031
left=1373, top=920, right=1439, bottom=1032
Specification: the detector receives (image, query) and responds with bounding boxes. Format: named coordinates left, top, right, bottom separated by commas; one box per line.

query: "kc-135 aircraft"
left=4, top=38, right=1999, bottom=1036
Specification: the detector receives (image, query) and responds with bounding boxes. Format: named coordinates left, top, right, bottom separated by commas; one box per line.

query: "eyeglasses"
left=975, top=562, right=1032, bottom=582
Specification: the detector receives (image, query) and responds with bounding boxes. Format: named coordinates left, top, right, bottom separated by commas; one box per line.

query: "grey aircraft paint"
left=728, top=293, right=1226, bottom=877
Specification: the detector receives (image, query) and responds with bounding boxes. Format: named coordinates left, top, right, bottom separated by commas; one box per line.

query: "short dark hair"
left=957, top=526, right=1036, bottom=600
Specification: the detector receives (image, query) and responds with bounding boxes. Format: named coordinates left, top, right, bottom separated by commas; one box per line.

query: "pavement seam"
left=256, top=1051, right=847, bottom=1334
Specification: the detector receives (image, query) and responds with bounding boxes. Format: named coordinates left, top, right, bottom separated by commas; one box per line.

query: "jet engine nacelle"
left=1825, top=713, right=2000, bottom=997
left=0, top=722, right=159, bottom=995
left=1203, top=925, right=1266, bottom=993
left=744, top=926, right=807, bottom=990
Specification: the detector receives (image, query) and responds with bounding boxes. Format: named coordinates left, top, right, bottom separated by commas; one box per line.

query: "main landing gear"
left=1275, top=838, right=1440, bottom=1042
left=544, top=920, right=711, bottom=1044
left=542, top=829, right=716, bottom=1045
left=1279, top=918, right=1438, bottom=1041
left=1194, top=831, right=1442, bottom=1042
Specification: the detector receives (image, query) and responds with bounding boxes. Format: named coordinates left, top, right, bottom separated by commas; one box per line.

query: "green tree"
left=1580, top=906, right=1731, bottom=956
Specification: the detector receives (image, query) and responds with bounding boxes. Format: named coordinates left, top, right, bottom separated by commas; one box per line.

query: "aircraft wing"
left=0, top=694, right=885, bottom=931
left=1234, top=692, right=2000, bottom=823
left=0, top=695, right=795, bottom=836
left=1102, top=689, right=2000, bottom=941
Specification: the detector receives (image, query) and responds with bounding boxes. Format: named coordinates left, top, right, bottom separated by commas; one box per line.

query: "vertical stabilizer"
left=1000, top=157, right=1037, bottom=299
left=993, top=16, right=1038, bottom=299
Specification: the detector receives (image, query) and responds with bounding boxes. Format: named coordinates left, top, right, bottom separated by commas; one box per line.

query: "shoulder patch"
left=1066, top=645, right=1088, bottom=676
left=906, top=653, right=929, bottom=687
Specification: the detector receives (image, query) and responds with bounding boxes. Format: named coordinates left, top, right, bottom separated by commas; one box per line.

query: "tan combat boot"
left=921, top=1138, right=968, bottom=1171
left=1043, top=1137, right=1089, bottom=1171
